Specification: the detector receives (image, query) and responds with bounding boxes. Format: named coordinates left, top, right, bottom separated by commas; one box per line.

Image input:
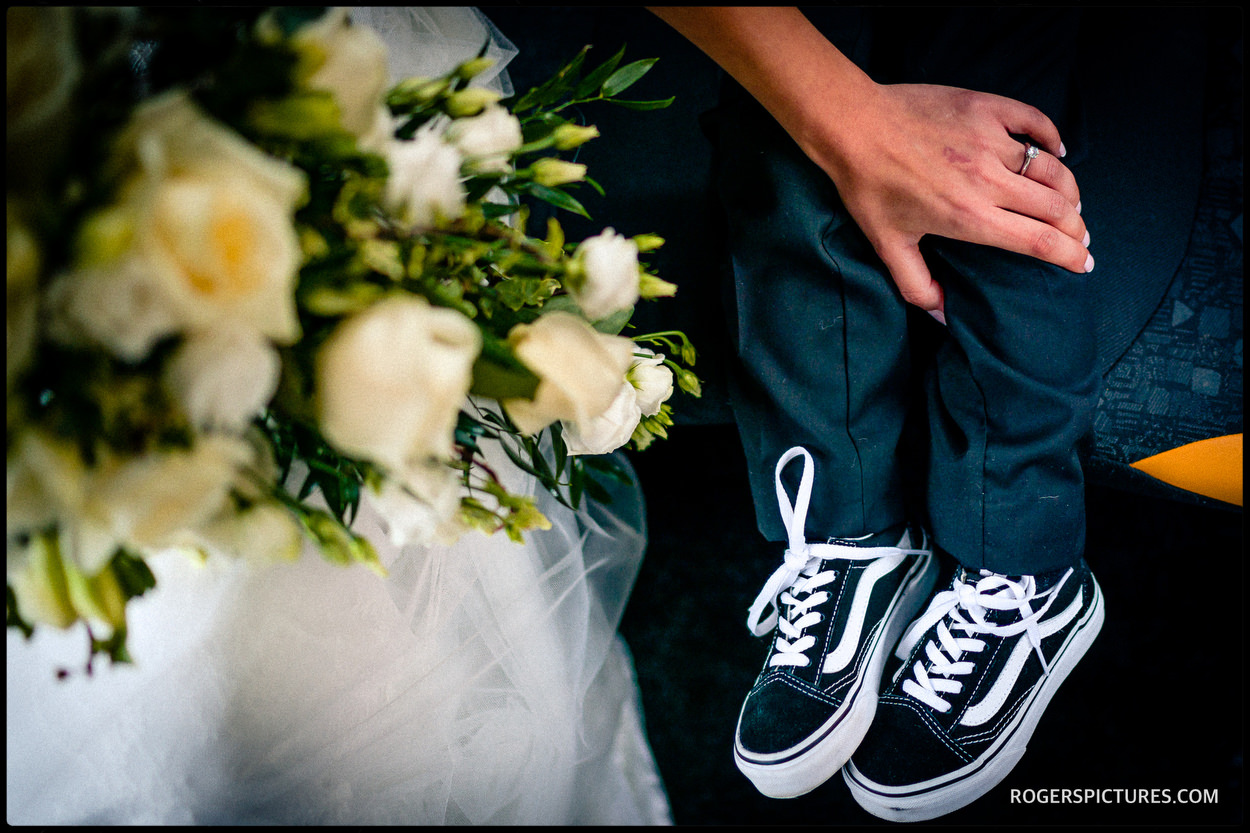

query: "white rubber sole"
left=844, top=576, right=1105, bottom=821
left=734, top=552, right=939, bottom=799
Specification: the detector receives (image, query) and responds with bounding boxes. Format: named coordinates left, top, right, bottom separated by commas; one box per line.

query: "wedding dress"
left=5, top=9, right=672, bottom=825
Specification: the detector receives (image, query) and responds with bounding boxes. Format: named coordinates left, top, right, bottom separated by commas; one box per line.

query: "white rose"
left=316, top=295, right=482, bottom=472
left=501, top=312, right=636, bottom=436
left=112, top=93, right=306, bottom=348
left=383, top=124, right=467, bottom=229
left=443, top=103, right=522, bottom=174
left=628, top=347, right=674, bottom=417
left=163, top=326, right=281, bottom=431
left=562, top=380, right=641, bottom=456
left=366, top=459, right=464, bottom=548
left=569, top=228, right=641, bottom=321
left=291, top=7, right=390, bottom=138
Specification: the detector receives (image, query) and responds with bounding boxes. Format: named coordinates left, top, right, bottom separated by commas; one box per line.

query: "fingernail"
left=1075, top=200, right=1082, bottom=215
left=1059, top=142, right=1067, bottom=158
left=928, top=309, right=947, bottom=326
left=1084, top=254, right=1095, bottom=273
left=1082, top=229, right=1090, bottom=248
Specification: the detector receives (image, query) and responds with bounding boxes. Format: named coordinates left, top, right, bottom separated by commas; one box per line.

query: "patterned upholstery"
left=1081, top=21, right=1243, bottom=509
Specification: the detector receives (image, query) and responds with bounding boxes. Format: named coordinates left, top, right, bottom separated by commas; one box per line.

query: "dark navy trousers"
left=706, top=9, right=1100, bottom=574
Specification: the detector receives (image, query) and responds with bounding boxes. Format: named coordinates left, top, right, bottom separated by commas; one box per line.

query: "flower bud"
left=444, top=87, right=502, bottom=118
left=388, top=77, right=450, bottom=107
left=248, top=92, right=343, bottom=140
left=552, top=123, right=600, bottom=150
left=73, top=205, right=134, bottom=268
left=639, top=272, right=678, bottom=299
left=631, top=233, right=665, bottom=253
left=530, top=158, right=587, bottom=187
left=455, top=56, right=496, bottom=81
left=674, top=365, right=703, bottom=397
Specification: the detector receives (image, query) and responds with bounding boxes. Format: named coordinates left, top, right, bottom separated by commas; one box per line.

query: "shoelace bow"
left=746, top=447, right=928, bottom=669
left=897, top=568, right=1073, bottom=712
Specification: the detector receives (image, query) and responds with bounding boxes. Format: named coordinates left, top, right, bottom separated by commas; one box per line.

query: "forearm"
left=647, top=7, right=876, bottom=177
left=651, top=6, right=1090, bottom=307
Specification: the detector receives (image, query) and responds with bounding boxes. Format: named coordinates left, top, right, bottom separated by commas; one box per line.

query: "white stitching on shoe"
left=745, top=447, right=929, bottom=670
left=896, top=569, right=1073, bottom=714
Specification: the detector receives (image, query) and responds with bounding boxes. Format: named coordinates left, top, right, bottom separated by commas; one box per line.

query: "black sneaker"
left=733, top=447, right=938, bottom=799
left=844, top=559, right=1104, bottom=821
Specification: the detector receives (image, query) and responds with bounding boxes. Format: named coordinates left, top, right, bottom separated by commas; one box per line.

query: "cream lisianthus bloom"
left=628, top=347, right=674, bottom=417
left=383, top=123, right=468, bottom=229
left=196, top=502, right=305, bottom=564
left=289, top=7, right=390, bottom=140
left=443, top=102, right=523, bottom=174
left=6, top=429, right=253, bottom=575
left=163, top=325, right=282, bottom=432
left=365, top=459, right=465, bottom=548
left=561, top=380, right=641, bottom=456
left=316, top=295, right=482, bottom=472
left=562, top=347, right=675, bottom=455
left=43, top=258, right=185, bottom=362
left=567, top=228, right=641, bottom=321
left=501, top=311, right=636, bottom=436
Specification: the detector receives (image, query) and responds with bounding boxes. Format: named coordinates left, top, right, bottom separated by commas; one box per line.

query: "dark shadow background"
left=482, top=6, right=1244, bottom=825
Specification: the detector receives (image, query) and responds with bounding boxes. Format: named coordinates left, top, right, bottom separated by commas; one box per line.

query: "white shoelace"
left=897, top=568, right=1073, bottom=712
left=746, top=447, right=928, bottom=669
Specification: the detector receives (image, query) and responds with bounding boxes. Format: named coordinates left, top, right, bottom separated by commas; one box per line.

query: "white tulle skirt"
left=7, top=438, right=671, bottom=824
left=6, top=8, right=672, bottom=824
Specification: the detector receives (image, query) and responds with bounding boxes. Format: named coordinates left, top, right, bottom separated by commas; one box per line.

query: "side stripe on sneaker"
left=959, top=589, right=1085, bottom=727
left=822, top=553, right=906, bottom=674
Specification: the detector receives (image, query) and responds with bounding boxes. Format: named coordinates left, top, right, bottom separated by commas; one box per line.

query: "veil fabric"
left=6, top=9, right=672, bottom=825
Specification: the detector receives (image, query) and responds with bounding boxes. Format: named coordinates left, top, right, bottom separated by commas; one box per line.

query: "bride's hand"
left=649, top=7, right=1094, bottom=317
left=802, top=81, right=1091, bottom=314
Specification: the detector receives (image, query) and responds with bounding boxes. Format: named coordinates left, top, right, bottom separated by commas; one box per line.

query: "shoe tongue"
left=955, top=568, right=1037, bottom=624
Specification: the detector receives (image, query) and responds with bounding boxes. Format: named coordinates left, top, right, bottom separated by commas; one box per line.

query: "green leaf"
left=524, top=183, right=589, bottom=219
left=498, top=437, right=546, bottom=480
left=469, top=335, right=541, bottom=401
left=607, top=97, right=675, bottom=111
left=513, top=46, right=590, bottom=112
left=574, top=44, right=626, bottom=99
left=601, top=58, right=657, bottom=97
left=111, top=550, right=157, bottom=601
left=592, top=305, right=634, bottom=335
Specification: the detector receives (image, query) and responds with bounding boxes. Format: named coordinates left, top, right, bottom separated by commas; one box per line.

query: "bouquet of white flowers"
left=6, top=7, right=699, bottom=671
